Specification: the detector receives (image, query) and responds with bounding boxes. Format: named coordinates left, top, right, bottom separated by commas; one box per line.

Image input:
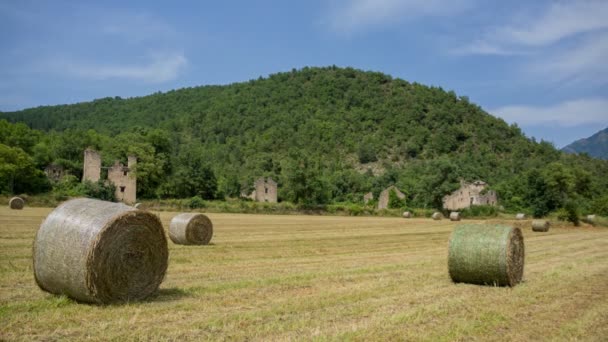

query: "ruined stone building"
left=44, top=164, right=67, bottom=182
left=378, top=185, right=406, bottom=209
left=245, top=177, right=278, bottom=203
left=82, top=148, right=137, bottom=204
left=442, top=180, right=497, bottom=211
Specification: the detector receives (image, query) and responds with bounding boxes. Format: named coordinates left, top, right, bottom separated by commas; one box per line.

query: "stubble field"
left=1, top=207, right=607, bottom=341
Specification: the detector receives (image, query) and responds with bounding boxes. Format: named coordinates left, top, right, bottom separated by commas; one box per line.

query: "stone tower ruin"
left=82, top=149, right=137, bottom=204
left=83, top=148, right=101, bottom=183
left=245, top=177, right=278, bottom=203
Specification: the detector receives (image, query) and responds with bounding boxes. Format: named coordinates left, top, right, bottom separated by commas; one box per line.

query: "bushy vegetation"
left=1, top=66, right=607, bottom=217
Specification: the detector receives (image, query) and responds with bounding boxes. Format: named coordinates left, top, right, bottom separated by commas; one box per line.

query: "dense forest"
left=1, top=66, right=607, bottom=216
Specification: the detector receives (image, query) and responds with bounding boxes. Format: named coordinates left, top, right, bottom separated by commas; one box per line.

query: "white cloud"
left=326, top=0, right=473, bottom=34
left=51, top=53, right=187, bottom=84
left=529, top=32, right=608, bottom=85
left=459, top=1, right=608, bottom=55
left=491, top=98, right=608, bottom=127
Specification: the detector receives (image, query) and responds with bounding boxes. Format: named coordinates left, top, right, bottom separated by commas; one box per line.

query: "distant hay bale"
left=33, top=198, right=168, bottom=304
left=448, top=224, right=525, bottom=287
left=9, top=197, right=24, bottom=210
left=586, top=215, right=596, bottom=224
left=450, top=212, right=461, bottom=221
left=532, top=220, right=550, bottom=232
left=169, top=213, right=213, bottom=245
left=402, top=211, right=411, bottom=218
left=133, top=203, right=143, bottom=209
left=432, top=212, right=442, bottom=220
left=516, top=213, right=526, bottom=220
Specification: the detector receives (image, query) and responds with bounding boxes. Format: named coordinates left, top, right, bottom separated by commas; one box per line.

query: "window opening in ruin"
left=123, top=171, right=128, bottom=176
left=470, top=197, right=474, bottom=205
left=265, top=187, right=268, bottom=194
left=120, top=186, right=126, bottom=193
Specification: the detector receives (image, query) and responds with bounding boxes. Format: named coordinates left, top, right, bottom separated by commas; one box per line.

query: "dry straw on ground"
left=516, top=213, right=526, bottom=220
left=33, top=198, right=168, bottom=304
left=449, top=212, right=461, bottom=221
left=432, top=212, right=442, bottom=220
left=9, top=197, right=24, bottom=210
left=169, top=213, right=213, bottom=245
left=448, top=224, right=525, bottom=287
left=402, top=211, right=411, bottom=218
left=532, top=220, right=550, bottom=232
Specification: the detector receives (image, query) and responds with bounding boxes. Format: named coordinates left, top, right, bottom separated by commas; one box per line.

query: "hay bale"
left=432, top=212, right=442, bottom=220
left=448, top=224, right=525, bottom=287
left=531, top=220, right=550, bottom=232
left=9, top=197, right=24, bottom=210
left=586, top=215, right=596, bottom=223
left=402, top=211, right=411, bottom=218
left=133, top=203, right=143, bottom=209
left=450, top=212, right=461, bottom=221
left=169, top=213, right=213, bottom=245
left=33, top=198, right=168, bottom=304
left=516, top=213, right=525, bottom=220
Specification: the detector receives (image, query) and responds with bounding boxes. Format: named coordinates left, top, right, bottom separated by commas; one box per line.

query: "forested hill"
left=562, top=127, right=608, bottom=160
left=1, top=66, right=607, bottom=215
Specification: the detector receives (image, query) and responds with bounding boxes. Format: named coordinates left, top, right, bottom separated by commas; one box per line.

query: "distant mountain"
left=562, top=127, right=608, bottom=159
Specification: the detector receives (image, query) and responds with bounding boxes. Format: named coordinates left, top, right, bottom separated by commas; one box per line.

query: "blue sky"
left=1, top=0, right=607, bottom=147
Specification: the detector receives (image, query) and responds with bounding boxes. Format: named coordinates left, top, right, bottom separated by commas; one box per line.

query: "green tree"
left=281, top=153, right=330, bottom=205
left=0, top=144, right=50, bottom=194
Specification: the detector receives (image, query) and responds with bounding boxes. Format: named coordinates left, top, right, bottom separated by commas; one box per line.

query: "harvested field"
left=1, top=207, right=608, bottom=341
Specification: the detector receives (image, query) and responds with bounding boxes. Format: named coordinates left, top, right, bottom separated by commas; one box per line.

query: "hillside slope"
left=562, top=127, right=608, bottom=160
left=1, top=66, right=607, bottom=212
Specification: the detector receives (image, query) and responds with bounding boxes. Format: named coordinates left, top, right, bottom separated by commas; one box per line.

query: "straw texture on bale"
left=402, top=211, right=411, bottom=218
left=450, top=212, right=461, bottom=221
left=33, top=198, right=168, bottom=304
left=432, top=212, right=442, bottom=220
left=169, top=213, right=213, bottom=245
left=516, top=213, right=526, bottom=220
left=9, top=197, right=24, bottom=210
left=531, top=220, right=550, bottom=232
left=133, top=203, right=143, bottom=209
left=448, top=224, right=525, bottom=287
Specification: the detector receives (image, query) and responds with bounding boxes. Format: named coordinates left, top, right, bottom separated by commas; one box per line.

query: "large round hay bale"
left=448, top=224, right=525, bottom=287
left=531, top=220, right=550, bottom=232
left=449, top=212, right=461, bottom=221
left=586, top=215, right=596, bottom=223
left=33, top=198, right=168, bottom=304
left=9, top=197, right=24, bottom=210
left=402, top=211, right=411, bottom=218
left=133, top=202, right=143, bottom=209
left=516, top=213, right=525, bottom=220
left=432, top=212, right=442, bottom=220
left=169, top=213, right=213, bottom=245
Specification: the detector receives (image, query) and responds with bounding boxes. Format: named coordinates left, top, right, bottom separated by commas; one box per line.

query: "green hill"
left=1, top=66, right=607, bottom=215
left=562, top=127, right=608, bottom=160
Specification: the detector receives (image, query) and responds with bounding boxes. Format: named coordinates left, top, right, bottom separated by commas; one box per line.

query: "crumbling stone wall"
left=82, top=149, right=137, bottom=204
left=442, top=180, right=498, bottom=210
left=378, top=186, right=405, bottom=209
left=248, top=177, right=278, bottom=203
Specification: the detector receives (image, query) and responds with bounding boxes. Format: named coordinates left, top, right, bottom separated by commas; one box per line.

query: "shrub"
left=188, top=196, right=206, bottom=209
left=460, top=205, right=499, bottom=218
left=557, top=200, right=580, bottom=226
